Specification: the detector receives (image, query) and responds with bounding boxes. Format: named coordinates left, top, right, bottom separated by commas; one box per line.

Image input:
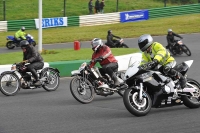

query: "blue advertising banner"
left=34, top=17, right=67, bottom=29
left=120, top=10, right=149, bottom=23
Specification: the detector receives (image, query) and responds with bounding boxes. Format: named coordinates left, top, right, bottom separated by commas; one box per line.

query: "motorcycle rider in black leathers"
left=20, top=40, right=44, bottom=86
left=106, top=30, right=121, bottom=47
left=166, top=29, right=183, bottom=49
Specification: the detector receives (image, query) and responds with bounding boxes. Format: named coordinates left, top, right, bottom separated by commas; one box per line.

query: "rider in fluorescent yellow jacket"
left=141, top=42, right=175, bottom=66
left=138, top=34, right=187, bottom=107
left=14, top=27, right=26, bottom=41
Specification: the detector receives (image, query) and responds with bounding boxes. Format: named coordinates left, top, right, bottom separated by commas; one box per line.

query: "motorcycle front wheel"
left=182, top=44, right=191, bottom=56
left=6, top=41, right=15, bottom=49
left=0, top=72, right=20, bottom=96
left=182, top=78, right=200, bottom=108
left=70, top=76, right=95, bottom=104
left=41, top=68, right=60, bottom=91
left=123, top=89, right=152, bottom=117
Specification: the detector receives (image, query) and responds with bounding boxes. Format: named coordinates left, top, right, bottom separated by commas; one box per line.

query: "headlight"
left=11, top=65, right=16, bottom=70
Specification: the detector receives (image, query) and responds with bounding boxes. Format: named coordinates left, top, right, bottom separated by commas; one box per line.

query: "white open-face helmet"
left=138, top=34, right=153, bottom=52
left=91, top=38, right=103, bottom=51
left=21, top=26, right=25, bottom=31
left=168, top=29, right=172, bottom=33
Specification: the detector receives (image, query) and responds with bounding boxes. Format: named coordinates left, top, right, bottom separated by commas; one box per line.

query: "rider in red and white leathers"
left=90, top=38, right=120, bottom=86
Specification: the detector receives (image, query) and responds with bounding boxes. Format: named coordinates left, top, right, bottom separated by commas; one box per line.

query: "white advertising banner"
left=35, top=17, right=67, bottom=29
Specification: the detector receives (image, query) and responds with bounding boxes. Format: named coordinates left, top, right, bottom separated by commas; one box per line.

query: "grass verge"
left=1, top=14, right=199, bottom=47
left=0, top=48, right=139, bottom=65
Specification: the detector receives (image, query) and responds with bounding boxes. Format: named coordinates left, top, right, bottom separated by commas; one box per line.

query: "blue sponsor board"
left=35, top=17, right=67, bottom=29
left=120, top=10, right=149, bottom=23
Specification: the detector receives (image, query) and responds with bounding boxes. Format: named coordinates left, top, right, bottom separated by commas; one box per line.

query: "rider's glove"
left=21, top=60, right=28, bottom=64
left=94, top=56, right=103, bottom=62
left=139, top=59, right=158, bottom=70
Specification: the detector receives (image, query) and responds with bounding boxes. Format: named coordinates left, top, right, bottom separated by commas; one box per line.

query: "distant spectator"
left=88, top=0, right=93, bottom=15
left=95, top=0, right=100, bottom=14
left=100, top=0, right=105, bottom=13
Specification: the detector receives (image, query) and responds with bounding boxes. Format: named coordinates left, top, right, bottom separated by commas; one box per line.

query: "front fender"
left=1, top=71, right=15, bottom=76
left=41, top=67, right=60, bottom=77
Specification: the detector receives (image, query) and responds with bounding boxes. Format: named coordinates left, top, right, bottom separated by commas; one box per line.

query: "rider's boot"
left=112, top=73, right=120, bottom=88
left=34, top=80, right=41, bottom=86
left=172, top=72, right=187, bottom=99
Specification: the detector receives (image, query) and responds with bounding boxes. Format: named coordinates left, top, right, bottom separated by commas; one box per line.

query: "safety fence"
left=149, top=4, right=200, bottom=18
left=0, top=4, right=199, bottom=32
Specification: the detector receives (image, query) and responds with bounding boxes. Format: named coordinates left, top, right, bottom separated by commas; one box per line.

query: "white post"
left=38, top=0, right=42, bottom=52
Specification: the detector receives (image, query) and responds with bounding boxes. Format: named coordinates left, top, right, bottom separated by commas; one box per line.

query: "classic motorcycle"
left=70, top=61, right=128, bottom=104
left=123, top=60, right=200, bottom=117
left=105, top=38, right=129, bottom=48
left=168, top=40, right=191, bottom=56
left=6, top=34, right=37, bottom=49
left=0, top=62, right=60, bottom=96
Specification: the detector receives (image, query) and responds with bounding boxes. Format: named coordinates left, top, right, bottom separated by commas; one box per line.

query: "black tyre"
left=121, top=43, right=129, bottom=48
left=6, top=41, right=15, bottom=49
left=182, top=78, right=200, bottom=108
left=118, top=89, right=125, bottom=97
left=70, top=76, right=95, bottom=104
left=169, top=45, right=176, bottom=55
left=31, top=41, right=37, bottom=47
left=0, top=72, right=20, bottom=96
left=123, top=89, right=152, bottom=117
left=41, top=68, right=60, bottom=91
left=182, top=44, right=191, bottom=56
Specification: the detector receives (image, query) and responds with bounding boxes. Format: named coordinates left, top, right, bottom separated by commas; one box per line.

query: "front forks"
left=139, top=83, right=143, bottom=101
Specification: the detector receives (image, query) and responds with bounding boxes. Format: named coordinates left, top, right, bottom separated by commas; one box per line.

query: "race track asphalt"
left=0, top=33, right=200, bottom=133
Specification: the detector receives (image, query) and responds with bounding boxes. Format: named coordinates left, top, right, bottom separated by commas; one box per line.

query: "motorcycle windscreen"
left=173, top=62, right=190, bottom=76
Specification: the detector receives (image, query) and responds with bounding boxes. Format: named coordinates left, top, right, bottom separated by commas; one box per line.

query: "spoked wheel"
left=121, top=43, right=129, bottom=48
left=41, top=68, right=60, bottom=91
left=181, top=78, right=200, bottom=108
left=6, top=41, right=15, bottom=49
left=0, top=72, right=20, bottom=96
left=123, top=89, right=152, bottom=117
left=182, top=45, right=191, bottom=56
left=70, top=76, right=95, bottom=104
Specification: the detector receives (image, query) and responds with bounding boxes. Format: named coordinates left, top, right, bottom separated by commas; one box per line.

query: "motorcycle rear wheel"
left=123, top=89, right=152, bottom=117
left=182, top=78, right=200, bottom=108
left=70, top=76, right=95, bottom=104
left=169, top=45, right=177, bottom=55
left=31, top=41, right=37, bottom=47
left=121, top=43, right=129, bottom=48
left=0, top=72, right=20, bottom=96
left=182, top=44, right=191, bottom=56
left=6, top=41, right=15, bottom=49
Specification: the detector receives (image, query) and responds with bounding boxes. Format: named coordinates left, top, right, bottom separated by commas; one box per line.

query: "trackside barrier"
left=149, top=4, right=200, bottom=18
left=0, top=21, right=7, bottom=32
left=48, top=53, right=142, bottom=77
left=79, top=12, right=120, bottom=27
left=0, top=54, right=142, bottom=77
